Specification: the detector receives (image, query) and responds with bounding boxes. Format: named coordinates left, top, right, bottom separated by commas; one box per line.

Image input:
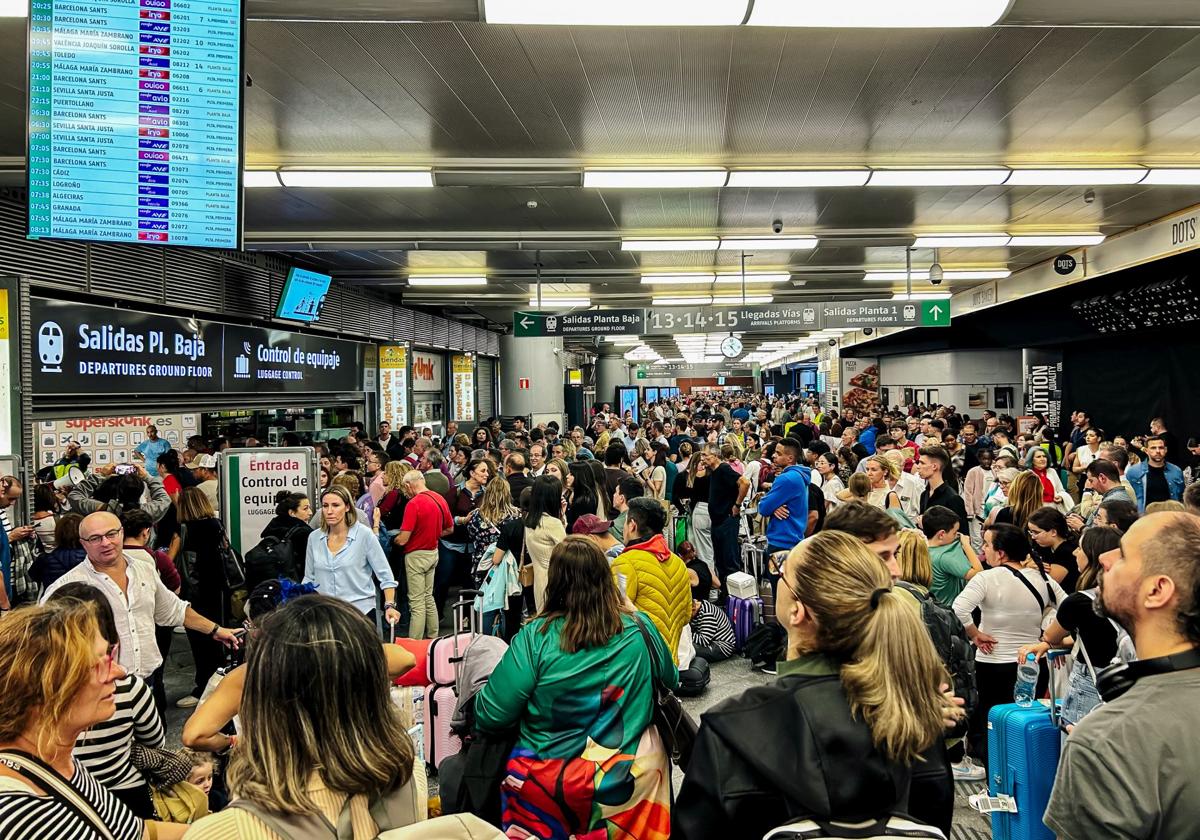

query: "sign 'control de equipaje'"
left=27, top=0, right=244, bottom=248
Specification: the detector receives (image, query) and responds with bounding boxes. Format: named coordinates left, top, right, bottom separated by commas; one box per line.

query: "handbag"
left=631, top=615, right=698, bottom=768
left=216, top=521, right=247, bottom=590
left=176, top=523, right=201, bottom=599
left=516, top=536, right=534, bottom=588
left=0, top=750, right=116, bottom=840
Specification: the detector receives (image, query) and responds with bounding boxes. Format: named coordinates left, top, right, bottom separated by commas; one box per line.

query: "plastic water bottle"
left=1014, top=653, right=1039, bottom=707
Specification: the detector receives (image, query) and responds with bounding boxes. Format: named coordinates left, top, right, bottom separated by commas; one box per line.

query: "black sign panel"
left=31, top=298, right=363, bottom=396
left=32, top=298, right=223, bottom=395
left=223, top=325, right=362, bottom=393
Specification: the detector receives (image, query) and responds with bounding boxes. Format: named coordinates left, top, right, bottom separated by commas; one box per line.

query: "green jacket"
left=475, top=612, right=678, bottom=758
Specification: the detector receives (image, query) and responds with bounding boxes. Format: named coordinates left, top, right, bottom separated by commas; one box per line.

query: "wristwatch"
left=384, top=601, right=397, bottom=610
left=208, top=624, right=221, bottom=639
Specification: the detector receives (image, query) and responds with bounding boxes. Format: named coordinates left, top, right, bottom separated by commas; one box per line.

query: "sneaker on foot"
left=175, top=694, right=199, bottom=708
left=952, top=757, right=986, bottom=781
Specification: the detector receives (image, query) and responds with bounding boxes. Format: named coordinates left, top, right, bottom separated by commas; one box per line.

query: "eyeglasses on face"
left=96, top=642, right=120, bottom=678
left=81, top=527, right=124, bottom=545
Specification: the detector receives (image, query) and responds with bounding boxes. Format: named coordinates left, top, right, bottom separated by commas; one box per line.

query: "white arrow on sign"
left=520, top=316, right=534, bottom=329
left=929, top=305, right=944, bottom=319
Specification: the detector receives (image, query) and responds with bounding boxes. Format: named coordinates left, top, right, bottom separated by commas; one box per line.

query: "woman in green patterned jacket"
left=475, top=535, right=678, bottom=840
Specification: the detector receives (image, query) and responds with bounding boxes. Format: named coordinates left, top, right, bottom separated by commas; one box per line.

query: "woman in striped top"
left=49, top=583, right=166, bottom=819
left=0, top=599, right=187, bottom=839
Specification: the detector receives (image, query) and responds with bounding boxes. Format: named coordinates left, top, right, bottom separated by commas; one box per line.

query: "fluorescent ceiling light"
left=527, top=297, right=590, bottom=307
left=605, top=335, right=642, bottom=344
left=482, top=0, right=747, bottom=26
left=243, top=170, right=281, bottom=188
left=1007, top=234, right=1106, bottom=247
left=719, top=237, right=817, bottom=251
left=407, top=276, right=488, bottom=286
left=867, top=169, right=1010, bottom=187
left=726, top=170, right=869, bottom=188
left=913, top=234, right=1012, bottom=248
left=653, top=297, right=713, bottom=306
left=278, top=169, right=434, bottom=188
left=863, top=269, right=1011, bottom=281
left=892, top=293, right=952, bottom=300
left=1142, top=169, right=1200, bottom=185
left=584, top=169, right=727, bottom=189
left=622, top=238, right=720, bottom=251
left=714, top=273, right=791, bottom=284
left=710, top=296, right=777, bottom=307
left=640, top=273, right=716, bottom=285
left=1004, top=169, right=1146, bottom=186
left=0, top=0, right=27, bottom=15
left=748, top=0, right=1012, bottom=27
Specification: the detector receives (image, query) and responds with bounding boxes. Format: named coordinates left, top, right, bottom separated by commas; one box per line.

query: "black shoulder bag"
left=632, top=615, right=698, bottom=769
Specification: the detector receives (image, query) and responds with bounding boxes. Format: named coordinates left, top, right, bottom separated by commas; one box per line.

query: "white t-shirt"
left=953, top=565, right=1068, bottom=665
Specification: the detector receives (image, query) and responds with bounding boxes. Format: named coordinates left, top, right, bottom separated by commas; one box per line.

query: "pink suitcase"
left=422, top=593, right=479, bottom=770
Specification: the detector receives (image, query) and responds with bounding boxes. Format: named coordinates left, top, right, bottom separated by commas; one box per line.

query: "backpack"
left=895, top=581, right=977, bottom=740
left=243, top=528, right=302, bottom=589
left=764, top=815, right=946, bottom=839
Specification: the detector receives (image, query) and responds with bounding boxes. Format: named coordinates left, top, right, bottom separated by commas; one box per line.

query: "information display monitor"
left=28, top=0, right=244, bottom=248
left=275, top=267, right=331, bottom=323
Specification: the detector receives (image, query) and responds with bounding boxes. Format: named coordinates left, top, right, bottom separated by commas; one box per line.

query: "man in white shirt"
left=42, top=511, right=240, bottom=691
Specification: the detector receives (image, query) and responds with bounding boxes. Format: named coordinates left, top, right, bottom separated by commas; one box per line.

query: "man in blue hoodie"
left=756, top=438, right=812, bottom=558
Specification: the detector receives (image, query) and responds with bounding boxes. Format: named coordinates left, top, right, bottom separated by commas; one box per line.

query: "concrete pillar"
left=595, top=352, right=630, bottom=409
left=499, top=335, right=565, bottom=420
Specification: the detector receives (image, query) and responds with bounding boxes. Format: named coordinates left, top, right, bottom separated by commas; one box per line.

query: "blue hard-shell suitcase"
left=987, top=702, right=1061, bottom=840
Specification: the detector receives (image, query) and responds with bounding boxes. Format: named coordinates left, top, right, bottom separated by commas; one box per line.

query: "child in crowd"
left=181, top=748, right=227, bottom=813
left=922, top=505, right=984, bottom=607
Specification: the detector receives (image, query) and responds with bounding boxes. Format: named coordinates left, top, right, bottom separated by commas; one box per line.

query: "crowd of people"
left=0, top=395, right=1198, bottom=839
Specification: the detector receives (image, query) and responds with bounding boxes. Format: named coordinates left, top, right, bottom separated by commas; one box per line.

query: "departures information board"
left=28, top=0, right=243, bottom=248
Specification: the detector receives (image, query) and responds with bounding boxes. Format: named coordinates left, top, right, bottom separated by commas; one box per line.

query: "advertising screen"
left=275, top=267, right=331, bottom=323
left=27, top=0, right=244, bottom=248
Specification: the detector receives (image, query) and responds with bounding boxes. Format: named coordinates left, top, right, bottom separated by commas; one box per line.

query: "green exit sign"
left=636, top=369, right=647, bottom=379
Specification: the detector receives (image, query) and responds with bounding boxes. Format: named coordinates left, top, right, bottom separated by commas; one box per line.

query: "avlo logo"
left=38, top=321, right=64, bottom=373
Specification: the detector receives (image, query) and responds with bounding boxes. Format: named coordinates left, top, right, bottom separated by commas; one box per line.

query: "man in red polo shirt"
left=395, top=470, right=453, bottom=639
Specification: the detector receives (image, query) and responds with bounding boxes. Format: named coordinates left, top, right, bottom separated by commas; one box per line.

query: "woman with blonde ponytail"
left=673, top=530, right=955, bottom=840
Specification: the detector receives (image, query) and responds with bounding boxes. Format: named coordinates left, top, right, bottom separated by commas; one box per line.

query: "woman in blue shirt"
left=304, top=486, right=400, bottom=628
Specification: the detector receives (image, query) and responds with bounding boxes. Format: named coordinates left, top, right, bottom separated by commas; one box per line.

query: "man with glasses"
left=42, top=511, right=240, bottom=698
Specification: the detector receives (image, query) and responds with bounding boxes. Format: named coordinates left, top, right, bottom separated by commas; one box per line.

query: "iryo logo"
left=414, top=358, right=435, bottom=381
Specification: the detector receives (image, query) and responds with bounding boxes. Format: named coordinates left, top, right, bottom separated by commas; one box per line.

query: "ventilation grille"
left=0, top=192, right=502, bottom=348
left=414, top=310, right=434, bottom=345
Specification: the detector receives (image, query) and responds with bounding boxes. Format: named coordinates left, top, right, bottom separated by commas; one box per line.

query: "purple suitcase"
left=422, top=593, right=479, bottom=770
left=725, top=595, right=761, bottom=652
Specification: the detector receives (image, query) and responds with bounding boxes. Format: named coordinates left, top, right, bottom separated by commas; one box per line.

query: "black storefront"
left=26, top=296, right=370, bottom=470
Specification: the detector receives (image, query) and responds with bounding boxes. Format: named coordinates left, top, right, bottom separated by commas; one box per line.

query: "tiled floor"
left=161, top=631, right=992, bottom=839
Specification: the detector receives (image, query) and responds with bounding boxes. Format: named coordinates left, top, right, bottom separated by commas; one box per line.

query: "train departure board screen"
left=28, top=0, right=244, bottom=248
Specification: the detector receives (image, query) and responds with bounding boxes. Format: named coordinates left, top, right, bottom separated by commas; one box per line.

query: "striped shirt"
left=75, top=675, right=164, bottom=791
left=690, top=599, right=737, bottom=658
left=0, top=757, right=143, bottom=840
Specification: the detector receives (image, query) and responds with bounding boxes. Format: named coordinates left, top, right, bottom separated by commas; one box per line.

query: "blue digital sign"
left=275, top=267, right=332, bottom=323
left=27, top=0, right=244, bottom=248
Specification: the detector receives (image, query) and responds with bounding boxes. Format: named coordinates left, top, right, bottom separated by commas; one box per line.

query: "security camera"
left=772, top=219, right=783, bottom=234
left=863, top=327, right=874, bottom=336
left=827, top=338, right=837, bottom=347
left=929, top=264, right=944, bottom=286
left=1083, top=188, right=1096, bottom=204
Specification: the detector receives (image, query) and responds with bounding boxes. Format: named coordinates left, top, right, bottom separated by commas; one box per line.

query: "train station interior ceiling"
left=3, top=0, right=1200, bottom=360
